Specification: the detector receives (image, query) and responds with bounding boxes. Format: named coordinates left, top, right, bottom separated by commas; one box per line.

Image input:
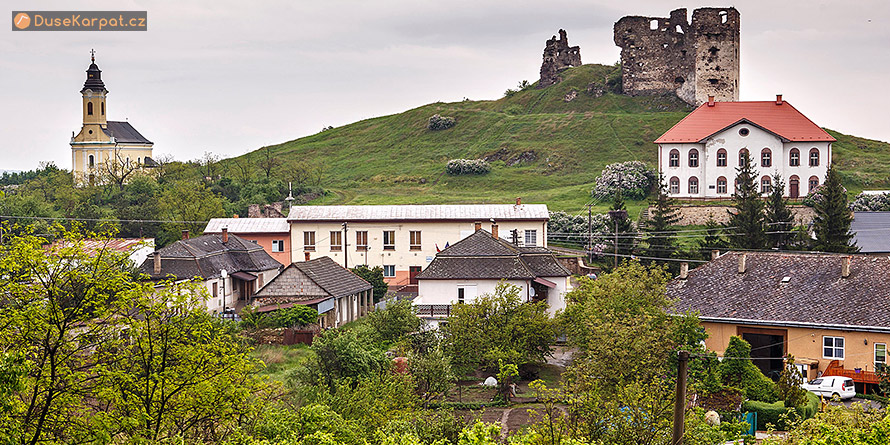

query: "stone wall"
left=654, top=205, right=816, bottom=226
left=539, top=29, right=582, bottom=88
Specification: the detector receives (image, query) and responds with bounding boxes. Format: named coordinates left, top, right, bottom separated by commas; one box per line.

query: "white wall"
left=417, top=277, right=570, bottom=315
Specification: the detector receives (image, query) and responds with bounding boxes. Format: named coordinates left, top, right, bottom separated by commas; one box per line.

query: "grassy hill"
left=235, top=64, right=890, bottom=214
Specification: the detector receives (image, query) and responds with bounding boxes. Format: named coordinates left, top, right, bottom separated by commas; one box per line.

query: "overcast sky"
left=2, top=0, right=888, bottom=171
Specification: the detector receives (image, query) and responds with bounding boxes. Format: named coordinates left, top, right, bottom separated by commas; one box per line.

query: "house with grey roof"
left=251, top=256, right=373, bottom=328
left=414, top=224, right=571, bottom=328
left=851, top=212, right=890, bottom=254
left=138, top=229, right=282, bottom=315
left=668, top=251, right=890, bottom=390
left=204, top=217, right=290, bottom=264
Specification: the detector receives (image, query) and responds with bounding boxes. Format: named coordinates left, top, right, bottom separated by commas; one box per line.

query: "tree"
left=351, top=265, right=389, bottom=303
left=608, top=190, right=634, bottom=260
left=196, top=151, right=221, bottom=180
left=812, top=166, right=858, bottom=253
left=158, top=180, right=226, bottom=246
left=696, top=218, right=725, bottom=260
left=99, top=146, right=142, bottom=190
left=257, top=146, right=282, bottom=179
left=408, top=346, right=454, bottom=406
left=777, top=355, right=808, bottom=408
left=365, top=299, right=422, bottom=344
left=640, top=175, right=680, bottom=266
left=727, top=152, right=766, bottom=249
left=765, top=173, right=794, bottom=250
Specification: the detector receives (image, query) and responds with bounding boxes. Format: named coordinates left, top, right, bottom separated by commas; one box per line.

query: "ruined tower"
left=613, top=7, right=739, bottom=106
left=539, top=29, right=582, bottom=88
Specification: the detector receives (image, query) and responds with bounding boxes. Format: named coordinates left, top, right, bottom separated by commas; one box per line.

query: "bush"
left=852, top=192, right=890, bottom=211
left=593, top=161, right=656, bottom=200
left=308, top=329, right=389, bottom=387
left=719, top=337, right=779, bottom=403
left=365, top=300, right=422, bottom=344
left=547, top=210, right=610, bottom=245
left=271, top=305, right=319, bottom=328
left=428, top=114, right=456, bottom=131
left=446, top=159, right=491, bottom=176
left=742, top=392, right=818, bottom=431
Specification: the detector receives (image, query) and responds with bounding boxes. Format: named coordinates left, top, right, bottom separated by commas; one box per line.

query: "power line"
left=0, top=215, right=209, bottom=224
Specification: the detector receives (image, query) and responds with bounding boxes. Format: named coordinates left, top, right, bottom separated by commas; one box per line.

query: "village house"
left=668, top=251, right=890, bottom=393
left=251, top=256, right=373, bottom=328
left=138, top=229, right=282, bottom=315
left=656, top=96, right=834, bottom=199
left=204, top=217, right=290, bottom=265
left=285, top=202, right=550, bottom=290
left=50, top=237, right=154, bottom=267
left=414, top=224, right=571, bottom=328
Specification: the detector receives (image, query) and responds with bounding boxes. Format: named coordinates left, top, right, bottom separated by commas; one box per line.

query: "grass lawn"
left=251, top=344, right=313, bottom=383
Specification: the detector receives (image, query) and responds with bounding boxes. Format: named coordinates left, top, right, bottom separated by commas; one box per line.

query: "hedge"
left=742, top=391, right=819, bottom=431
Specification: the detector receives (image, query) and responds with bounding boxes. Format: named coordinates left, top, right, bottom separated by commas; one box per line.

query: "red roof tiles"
left=655, top=100, right=836, bottom=144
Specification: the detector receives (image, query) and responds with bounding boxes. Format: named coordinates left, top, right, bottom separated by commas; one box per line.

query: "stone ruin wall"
left=539, top=29, right=582, bottom=88
left=614, top=7, right=739, bottom=106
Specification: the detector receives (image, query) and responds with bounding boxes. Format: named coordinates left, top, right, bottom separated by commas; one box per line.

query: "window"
left=101, top=102, right=105, bottom=115
left=356, top=231, right=368, bottom=251
left=457, top=287, right=465, bottom=304
left=823, top=336, right=844, bottom=359
left=688, top=176, right=699, bottom=194
left=524, top=229, right=537, bottom=246
left=876, top=343, right=887, bottom=369
left=271, top=240, right=284, bottom=252
left=717, top=148, right=727, bottom=167
left=212, top=282, right=218, bottom=299
left=809, top=148, right=820, bottom=167
left=761, top=148, right=771, bottom=167
left=739, top=127, right=750, bottom=137
left=409, top=231, right=421, bottom=250
left=383, top=265, right=395, bottom=277
left=669, top=177, right=680, bottom=194
left=383, top=231, right=395, bottom=250
left=790, top=148, right=800, bottom=166
left=330, top=231, right=342, bottom=251
left=717, top=176, right=727, bottom=194
left=87, top=102, right=93, bottom=115
left=303, top=231, right=316, bottom=251
left=88, top=155, right=95, bottom=168
left=809, top=176, right=819, bottom=193
left=761, top=176, right=772, bottom=194
left=669, top=149, right=679, bottom=167
left=739, top=149, right=749, bottom=167
left=688, top=149, right=699, bottom=168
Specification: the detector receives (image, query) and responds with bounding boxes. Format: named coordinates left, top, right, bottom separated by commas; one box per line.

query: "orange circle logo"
left=14, top=12, right=30, bottom=29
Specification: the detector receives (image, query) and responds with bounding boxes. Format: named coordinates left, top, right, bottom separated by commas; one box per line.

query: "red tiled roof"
left=655, top=101, right=836, bottom=144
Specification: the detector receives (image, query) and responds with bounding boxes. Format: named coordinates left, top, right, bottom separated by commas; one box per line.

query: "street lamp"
left=220, top=269, right=228, bottom=318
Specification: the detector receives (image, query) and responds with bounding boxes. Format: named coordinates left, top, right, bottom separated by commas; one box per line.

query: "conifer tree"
left=609, top=189, right=634, bottom=259
left=765, top=173, right=794, bottom=249
left=727, top=152, right=766, bottom=249
left=812, top=166, right=858, bottom=253
left=696, top=218, right=725, bottom=260
left=641, top=175, right=679, bottom=265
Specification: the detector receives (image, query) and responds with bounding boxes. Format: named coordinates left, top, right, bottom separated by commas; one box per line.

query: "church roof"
left=81, top=62, right=106, bottom=93
left=104, top=121, right=153, bottom=144
left=655, top=100, right=836, bottom=144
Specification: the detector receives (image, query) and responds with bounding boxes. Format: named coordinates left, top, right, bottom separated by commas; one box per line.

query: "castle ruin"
left=614, top=7, right=739, bottom=106
left=539, top=29, right=582, bottom=88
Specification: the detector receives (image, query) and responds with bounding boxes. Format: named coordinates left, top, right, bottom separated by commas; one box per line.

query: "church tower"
left=71, top=51, right=154, bottom=185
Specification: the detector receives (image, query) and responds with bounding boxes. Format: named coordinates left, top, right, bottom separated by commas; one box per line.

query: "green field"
left=233, top=64, right=890, bottom=214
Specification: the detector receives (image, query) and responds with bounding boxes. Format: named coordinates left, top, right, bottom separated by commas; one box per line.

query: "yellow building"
left=70, top=52, right=154, bottom=185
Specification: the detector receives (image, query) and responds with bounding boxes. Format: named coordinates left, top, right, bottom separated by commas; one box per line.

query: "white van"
left=801, top=376, right=856, bottom=400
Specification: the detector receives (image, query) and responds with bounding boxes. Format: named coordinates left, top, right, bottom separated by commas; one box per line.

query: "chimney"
left=491, top=224, right=499, bottom=240
left=515, top=197, right=522, bottom=206
left=222, top=227, right=229, bottom=243
left=738, top=253, right=747, bottom=274
left=711, top=250, right=720, bottom=261
left=842, top=256, right=851, bottom=278
left=304, top=251, right=311, bottom=262
left=153, top=251, right=161, bottom=275
left=707, top=95, right=715, bottom=107
left=776, top=94, right=783, bottom=105
left=181, top=229, right=189, bottom=240
left=679, top=262, right=689, bottom=279
left=474, top=221, right=482, bottom=231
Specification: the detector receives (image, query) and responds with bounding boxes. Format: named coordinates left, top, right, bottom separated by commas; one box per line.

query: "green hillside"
left=239, top=64, right=890, bottom=214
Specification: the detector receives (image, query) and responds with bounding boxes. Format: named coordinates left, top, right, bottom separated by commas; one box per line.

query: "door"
left=739, top=327, right=787, bottom=380
left=409, top=266, right=422, bottom=285
left=789, top=178, right=800, bottom=198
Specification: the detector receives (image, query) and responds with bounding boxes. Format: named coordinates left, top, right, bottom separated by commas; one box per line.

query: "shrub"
left=365, top=300, right=422, bottom=344
left=593, top=161, right=656, bottom=200
left=427, top=114, right=456, bottom=131
left=271, top=305, right=319, bottom=328
left=446, top=159, right=491, bottom=176
left=742, top=393, right=817, bottom=431
left=852, top=192, right=890, bottom=211
left=720, top=336, right=779, bottom=403
left=547, top=211, right=610, bottom=245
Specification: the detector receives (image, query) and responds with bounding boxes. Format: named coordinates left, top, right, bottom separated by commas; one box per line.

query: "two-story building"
left=656, top=96, right=835, bottom=199
left=285, top=202, right=549, bottom=288
left=204, top=217, right=290, bottom=265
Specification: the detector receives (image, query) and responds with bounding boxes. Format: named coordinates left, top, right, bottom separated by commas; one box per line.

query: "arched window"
left=669, top=176, right=680, bottom=194
left=101, top=102, right=105, bottom=115
left=688, top=149, right=699, bottom=168
left=809, top=148, right=820, bottom=167
left=717, top=148, right=727, bottom=167
left=87, top=102, right=93, bottom=116
left=789, top=175, right=800, bottom=198
left=717, top=176, right=727, bottom=194
left=761, top=175, right=772, bottom=194
left=790, top=148, right=800, bottom=166
left=688, top=176, right=699, bottom=194
left=739, top=148, right=749, bottom=167
left=761, top=148, right=772, bottom=167
left=88, top=155, right=95, bottom=168
left=809, top=176, right=819, bottom=193
left=669, top=149, right=680, bottom=168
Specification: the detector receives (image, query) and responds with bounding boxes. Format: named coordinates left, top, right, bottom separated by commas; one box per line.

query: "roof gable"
left=138, top=233, right=281, bottom=280
left=292, top=256, right=372, bottom=298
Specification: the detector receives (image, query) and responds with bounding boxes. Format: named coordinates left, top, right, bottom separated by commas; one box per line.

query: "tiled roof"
left=51, top=238, right=153, bottom=255
left=286, top=204, right=549, bottom=222
left=204, top=218, right=289, bottom=234
left=417, top=230, right=570, bottom=280
left=667, top=252, right=890, bottom=331
left=138, top=233, right=281, bottom=280
left=104, top=121, right=153, bottom=144
left=655, top=101, right=836, bottom=144
left=851, top=212, right=890, bottom=253
left=255, top=256, right=371, bottom=300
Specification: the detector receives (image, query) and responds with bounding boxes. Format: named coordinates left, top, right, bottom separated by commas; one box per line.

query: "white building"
left=656, top=96, right=835, bottom=199
left=285, top=202, right=550, bottom=288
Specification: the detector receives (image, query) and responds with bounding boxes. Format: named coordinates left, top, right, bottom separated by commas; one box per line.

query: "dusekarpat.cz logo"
left=11, top=11, right=147, bottom=31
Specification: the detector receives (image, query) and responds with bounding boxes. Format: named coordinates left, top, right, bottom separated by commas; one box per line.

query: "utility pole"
left=586, top=203, right=593, bottom=264
left=342, top=222, right=348, bottom=269
left=672, top=350, right=690, bottom=445
left=614, top=219, right=619, bottom=269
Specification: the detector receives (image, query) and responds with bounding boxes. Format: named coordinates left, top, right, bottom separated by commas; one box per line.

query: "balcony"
left=414, top=304, right=452, bottom=318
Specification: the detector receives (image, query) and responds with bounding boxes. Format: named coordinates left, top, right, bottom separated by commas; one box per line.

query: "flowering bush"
left=801, top=183, right=847, bottom=207
left=428, top=114, right=456, bottom=131
left=593, top=161, right=656, bottom=200
left=851, top=192, right=890, bottom=211
left=548, top=211, right=620, bottom=256
left=446, top=159, right=490, bottom=175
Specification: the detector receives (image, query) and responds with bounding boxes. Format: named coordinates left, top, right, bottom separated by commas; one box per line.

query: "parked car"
left=801, top=376, right=856, bottom=400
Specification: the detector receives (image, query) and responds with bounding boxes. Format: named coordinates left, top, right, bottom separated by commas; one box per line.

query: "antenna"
left=285, top=182, right=295, bottom=204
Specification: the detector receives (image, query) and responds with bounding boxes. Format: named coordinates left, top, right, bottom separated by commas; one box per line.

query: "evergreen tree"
left=812, top=166, right=858, bottom=253
left=641, top=175, right=679, bottom=266
left=696, top=218, right=726, bottom=260
left=609, top=189, right=634, bottom=259
left=727, top=152, right=766, bottom=249
left=764, top=173, right=794, bottom=249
